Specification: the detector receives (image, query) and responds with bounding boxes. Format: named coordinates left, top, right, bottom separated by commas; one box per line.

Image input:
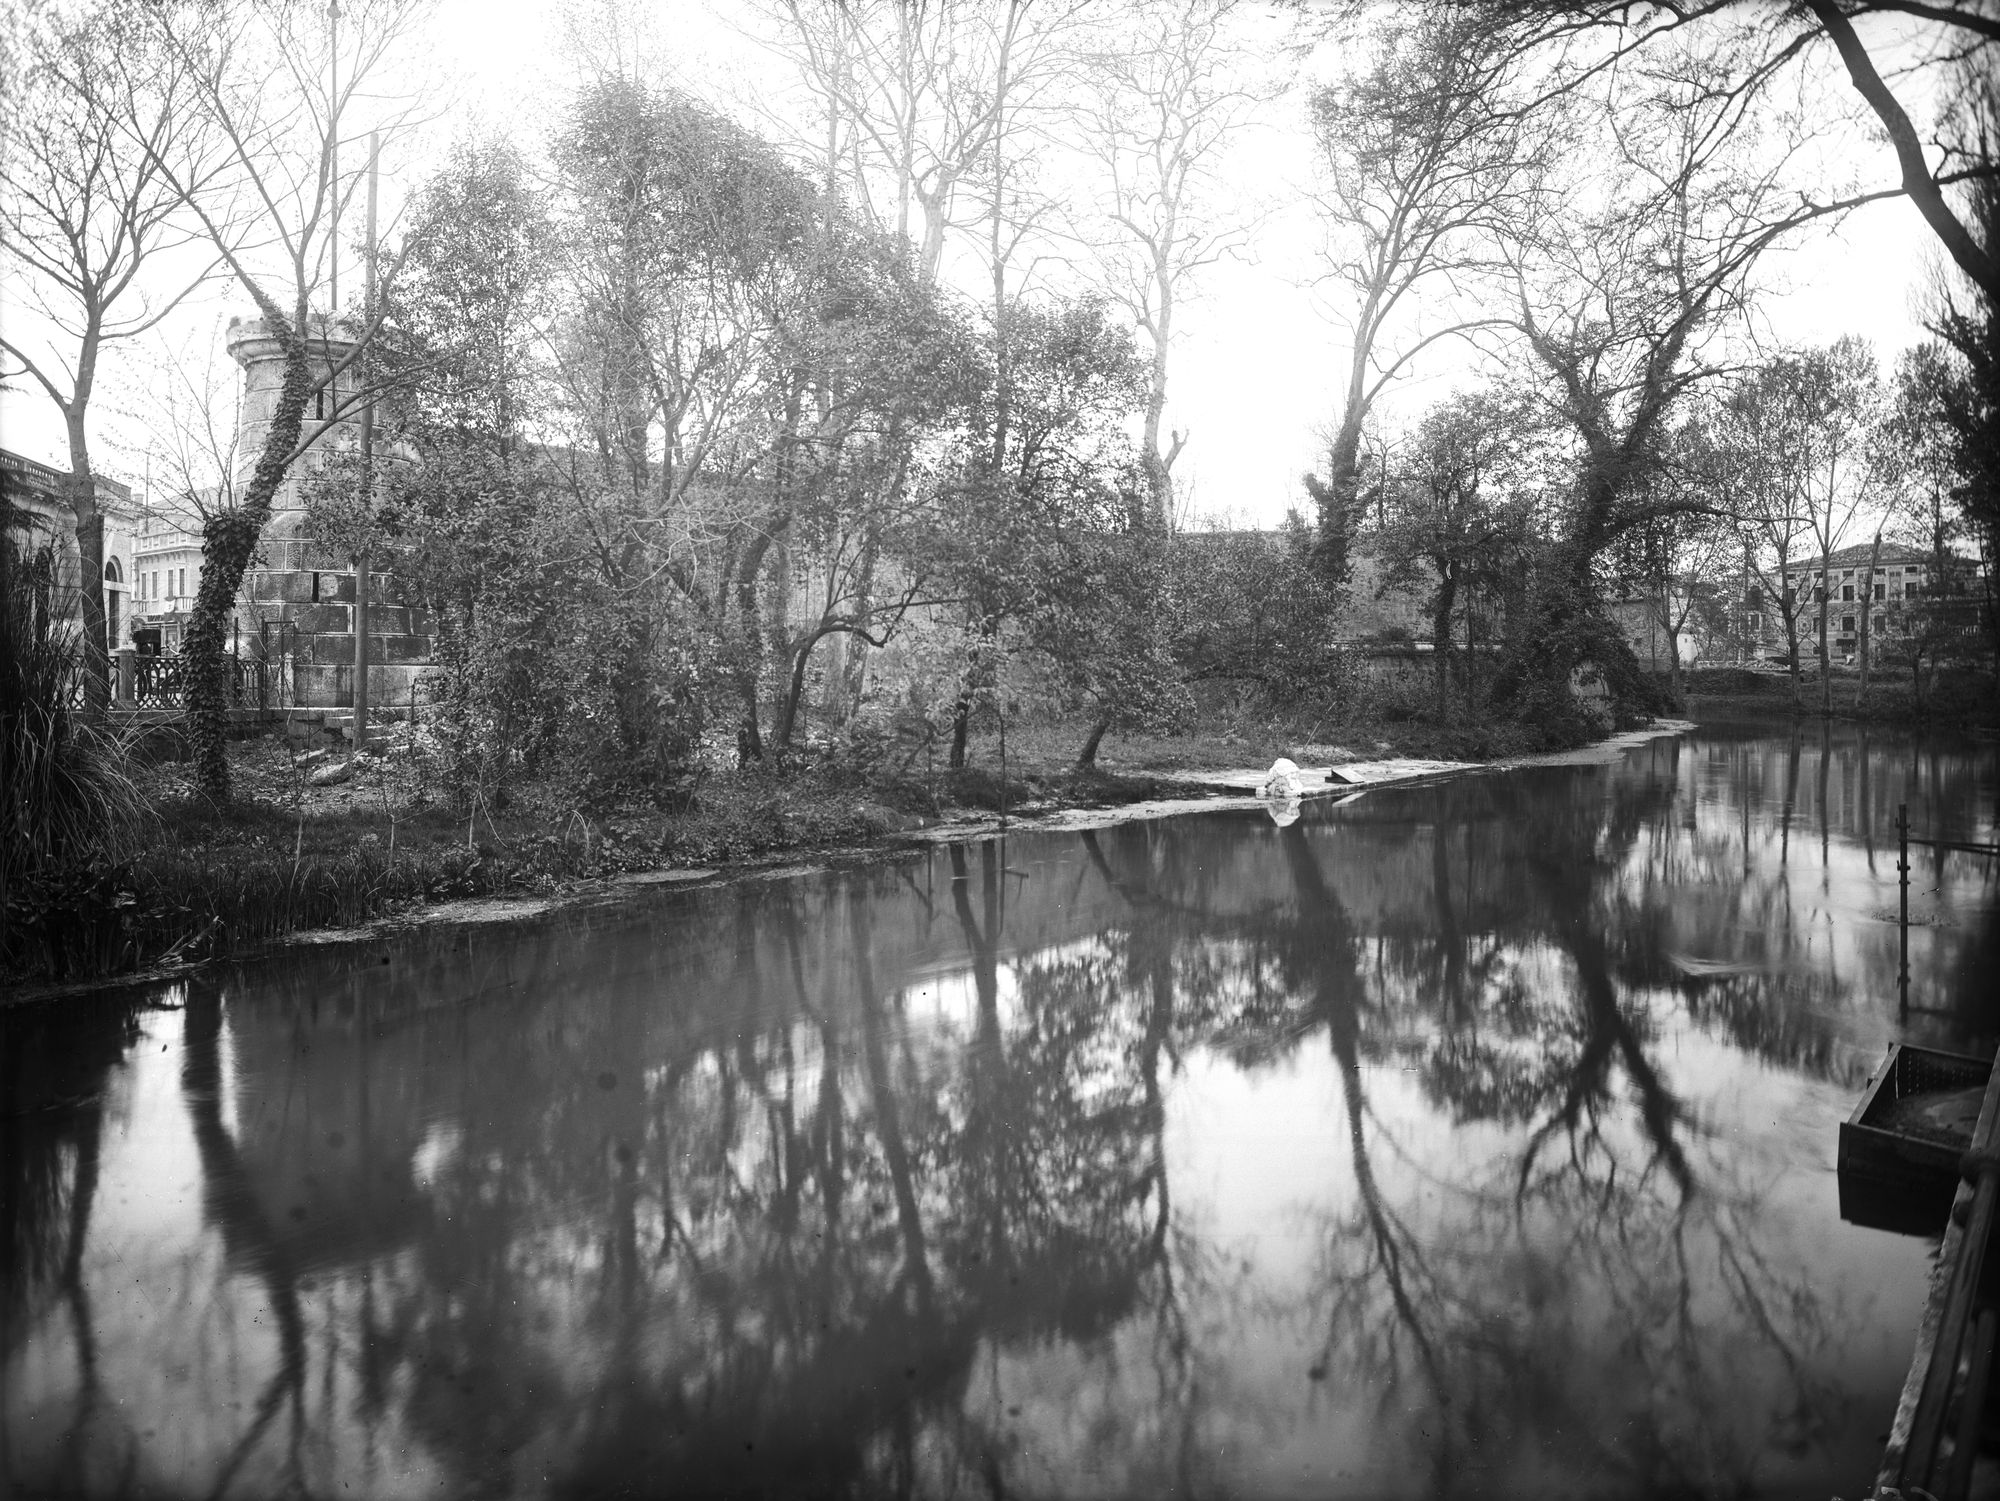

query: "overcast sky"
left=0, top=0, right=1946, bottom=527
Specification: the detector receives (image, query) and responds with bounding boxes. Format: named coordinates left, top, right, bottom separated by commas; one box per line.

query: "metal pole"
left=350, top=129, right=377, bottom=764
left=1899, top=801, right=1911, bottom=1018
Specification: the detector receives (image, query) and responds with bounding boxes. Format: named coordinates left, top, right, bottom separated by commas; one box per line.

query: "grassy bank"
left=1681, top=665, right=2000, bottom=729
left=4, top=703, right=1548, bottom=989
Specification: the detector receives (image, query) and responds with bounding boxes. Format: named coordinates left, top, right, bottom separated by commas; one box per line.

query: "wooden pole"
left=1899, top=801, right=1911, bottom=1017
left=328, top=0, right=339, bottom=310
left=350, top=130, right=377, bottom=764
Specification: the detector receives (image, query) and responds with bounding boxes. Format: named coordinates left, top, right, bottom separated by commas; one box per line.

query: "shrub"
left=2, top=543, right=149, bottom=973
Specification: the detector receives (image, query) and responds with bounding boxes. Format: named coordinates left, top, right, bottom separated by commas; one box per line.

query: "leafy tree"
left=762, top=228, right=984, bottom=753
left=365, top=131, right=703, bottom=802
left=1164, top=515, right=1345, bottom=707
left=930, top=295, right=1150, bottom=767
left=1930, top=65, right=2000, bottom=666
left=1371, top=390, right=1532, bottom=708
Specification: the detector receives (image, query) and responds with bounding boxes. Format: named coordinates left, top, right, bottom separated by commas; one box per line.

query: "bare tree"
left=1429, top=0, right=2000, bottom=299
left=1485, top=36, right=1809, bottom=727
left=1302, top=8, right=1539, bottom=585
left=1074, top=0, right=1266, bottom=529
left=0, top=7, right=221, bottom=715
left=108, top=320, right=246, bottom=526
left=1718, top=368, right=1818, bottom=706
left=1786, top=338, right=1879, bottom=715
left=753, top=0, right=980, bottom=285
left=131, top=0, right=432, bottom=799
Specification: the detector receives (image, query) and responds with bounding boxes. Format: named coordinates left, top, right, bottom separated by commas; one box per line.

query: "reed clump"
left=2, top=550, right=151, bottom=979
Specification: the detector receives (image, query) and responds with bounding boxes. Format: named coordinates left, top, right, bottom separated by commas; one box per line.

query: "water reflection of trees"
left=1083, top=769, right=1855, bottom=1496
left=0, top=990, right=142, bottom=1494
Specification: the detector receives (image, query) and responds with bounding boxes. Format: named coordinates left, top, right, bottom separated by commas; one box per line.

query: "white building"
left=1, top=447, right=140, bottom=645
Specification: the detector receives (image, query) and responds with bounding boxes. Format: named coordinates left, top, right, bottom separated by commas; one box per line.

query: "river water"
left=4, top=723, right=1998, bottom=1500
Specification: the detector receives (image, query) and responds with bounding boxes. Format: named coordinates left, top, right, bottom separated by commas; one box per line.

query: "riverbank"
left=3, top=713, right=1685, bottom=996
left=1682, top=664, right=2000, bottom=730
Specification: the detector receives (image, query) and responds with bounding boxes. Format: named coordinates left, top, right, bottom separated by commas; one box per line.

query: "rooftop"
left=1784, top=543, right=1976, bottom=573
left=1, top=446, right=136, bottom=511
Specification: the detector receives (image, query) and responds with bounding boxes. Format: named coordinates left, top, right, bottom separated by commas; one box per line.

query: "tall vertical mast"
left=351, top=130, right=378, bottom=761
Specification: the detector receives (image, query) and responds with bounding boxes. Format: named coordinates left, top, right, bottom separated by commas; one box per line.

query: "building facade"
left=0, top=447, right=139, bottom=646
left=131, top=503, right=209, bottom=652
left=1740, top=542, right=1986, bottom=665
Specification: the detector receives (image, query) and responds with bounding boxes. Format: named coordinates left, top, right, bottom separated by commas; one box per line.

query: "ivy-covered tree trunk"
left=1491, top=541, right=1668, bottom=747
left=730, top=523, right=782, bottom=764
left=185, top=295, right=309, bottom=802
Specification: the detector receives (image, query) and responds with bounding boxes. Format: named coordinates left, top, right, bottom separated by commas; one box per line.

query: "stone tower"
left=227, top=314, right=433, bottom=713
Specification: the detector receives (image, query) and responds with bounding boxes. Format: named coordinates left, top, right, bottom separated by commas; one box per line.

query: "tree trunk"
left=1076, top=713, right=1112, bottom=769
left=1784, top=610, right=1802, bottom=710
left=1431, top=566, right=1457, bottom=711
left=1817, top=580, right=1832, bottom=718
left=948, top=696, right=971, bottom=770
left=63, top=406, right=110, bottom=722
left=835, top=532, right=879, bottom=722
left=773, top=627, right=819, bottom=752
left=1138, top=266, right=1176, bottom=532
left=1857, top=531, right=1882, bottom=708
left=186, top=296, right=310, bottom=802
left=734, top=529, right=774, bottom=764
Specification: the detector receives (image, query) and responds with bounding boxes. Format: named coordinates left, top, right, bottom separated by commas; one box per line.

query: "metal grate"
left=1891, top=1047, right=1989, bottom=1102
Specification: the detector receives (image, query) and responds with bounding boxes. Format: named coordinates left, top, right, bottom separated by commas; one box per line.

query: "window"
left=1874, top=583, right=1885, bottom=600
left=1842, top=584, right=1854, bottom=601
left=1815, top=587, right=1826, bottom=603
left=1842, top=616, right=1855, bottom=633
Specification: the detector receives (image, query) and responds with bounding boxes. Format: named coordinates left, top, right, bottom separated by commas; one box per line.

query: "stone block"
left=298, top=634, right=355, bottom=666
left=293, top=663, right=350, bottom=707
left=245, top=571, right=316, bottom=605
left=362, top=604, right=409, bottom=635
left=291, top=603, right=352, bottom=634
left=377, top=634, right=432, bottom=665
left=318, top=572, right=356, bottom=604
left=367, top=663, right=431, bottom=709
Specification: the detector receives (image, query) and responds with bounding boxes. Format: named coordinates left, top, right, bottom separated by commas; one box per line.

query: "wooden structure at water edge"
left=1851, top=1042, right=2000, bottom=1498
